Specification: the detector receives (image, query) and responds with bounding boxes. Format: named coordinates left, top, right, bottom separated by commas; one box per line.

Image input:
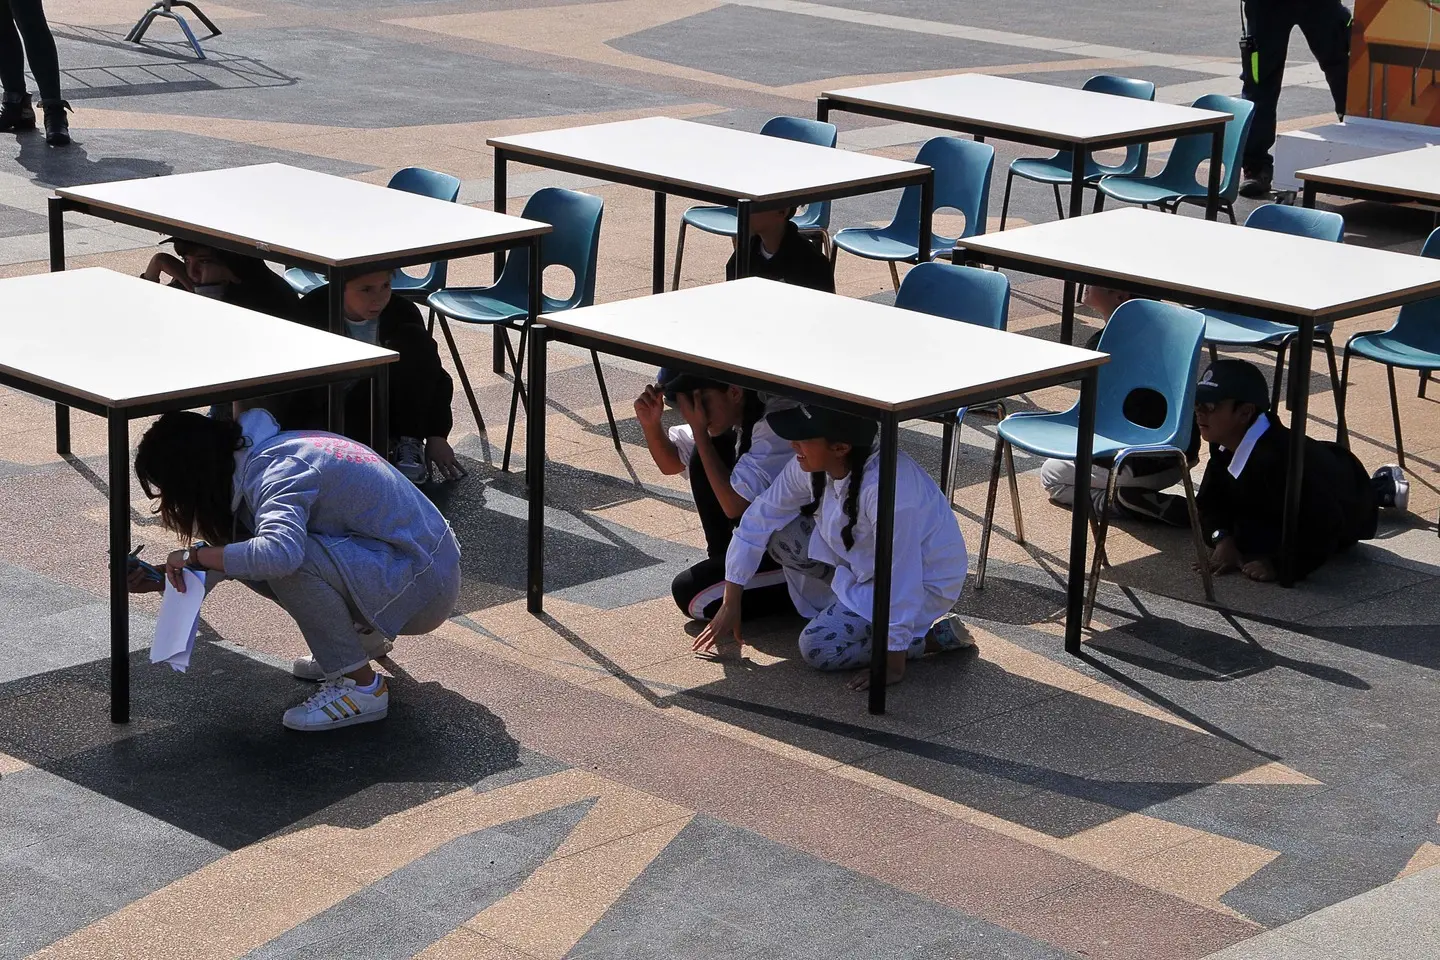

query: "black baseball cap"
left=658, top=369, right=729, bottom=403
left=1196, top=359, right=1270, bottom=410
left=766, top=403, right=878, bottom=447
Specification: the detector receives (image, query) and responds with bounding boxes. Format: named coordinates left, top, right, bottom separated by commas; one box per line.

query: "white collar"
left=1227, top=412, right=1270, bottom=479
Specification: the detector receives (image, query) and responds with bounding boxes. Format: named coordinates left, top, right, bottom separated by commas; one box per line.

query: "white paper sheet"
left=150, top=569, right=206, bottom=673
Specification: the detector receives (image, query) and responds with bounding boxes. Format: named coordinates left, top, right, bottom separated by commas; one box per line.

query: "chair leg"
left=1420, top=370, right=1430, bottom=399
left=435, top=314, right=491, bottom=464
left=974, top=435, right=1007, bottom=592
left=1225, top=204, right=1237, bottom=224
left=1083, top=464, right=1122, bottom=628
left=939, top=419, right=956, bottom=500
left=1207, top=342, right=1218, bottom=363
left=1052, top=185, right=1065, bottom=220
left=1386, top=364, right=1406, bottom=469
left=888, top=261, right=900, bottom=292
left=1179, top=453, right=1216, bottom=602
left=999, top=171, right=1015, bottom=231
left=1336, top=349, right=1354, bottom=447
left=591, top=350, right=623, bottom=453
left=671, top=220, right=687, bottom=292
left=1271, top=345, right=1287, bottom=412
left=1320, top=334, right=1340, bottom=418
left=501, top=325, right=529, bottom=474
left=1004, top=440, right=1024, bottom=544
left=1092, top=189, right=1105, bottom=214
left=426, top=306, right=435, bottom=336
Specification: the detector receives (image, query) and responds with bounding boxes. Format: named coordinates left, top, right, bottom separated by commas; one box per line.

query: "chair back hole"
left=544, top=264, right=577, bottom=302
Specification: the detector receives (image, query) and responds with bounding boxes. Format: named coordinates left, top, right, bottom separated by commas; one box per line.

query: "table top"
left=0, top=268, right=395, bottom=409
left=822, top=74, right=1231, bottom=145
left=1298, top=146, right=1440, bottom=204
left=1365, top=0, right=1439, bottom=47
left=959, top=207, right=1440, bottom=319
left=540, top=277, right=1105, bottom=414
left=488, top=116, right=928, bottom=204
left=58, top=163, right=551, bottom=268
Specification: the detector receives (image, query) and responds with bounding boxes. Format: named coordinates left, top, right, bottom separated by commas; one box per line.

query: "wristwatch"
left=1207, top=529, right=1229, bottom=548
left=183, top=542, right=207, bottom=570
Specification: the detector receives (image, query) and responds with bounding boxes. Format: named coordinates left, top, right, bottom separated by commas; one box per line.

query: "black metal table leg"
left=108, top=411, right=131, bottom=723
left=1205, top=124, right=1224, bottom=221
left=1065, top=370, right=1097, bottom=653
left=653, top=192, right=667, bottom=295
left=1058, top=148, right=1087, bottom=345
left=1302, top=183, right=1317, bottom=209
left=1279, top=316, right=1314, bottom=587
left=735, top=200, right=753, bottom=279
left=526, top=324, right=549, bottom=615
left=493, top=151, right=509, bottom=376
left=49, top=197, right=71, bottom=455
left=869, top=415, right=900, bottom=714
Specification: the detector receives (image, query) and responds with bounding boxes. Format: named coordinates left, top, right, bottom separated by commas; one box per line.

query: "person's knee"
left=796, top=626, right=831, bottom=669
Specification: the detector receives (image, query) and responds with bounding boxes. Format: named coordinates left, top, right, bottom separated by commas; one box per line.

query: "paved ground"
left=3, top=1, right=1440, bottom=958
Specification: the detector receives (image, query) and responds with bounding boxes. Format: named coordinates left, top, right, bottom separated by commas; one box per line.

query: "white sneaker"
left=292, top=635, right=393, bottom=681
left=282, top=677, right=389, bottom=731
left=392, top=436, right=427, bottom=485
left=926, top=612, right=975, bottom=652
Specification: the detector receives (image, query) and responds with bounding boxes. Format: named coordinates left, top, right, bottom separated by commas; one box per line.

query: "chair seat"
left=1010, top=156, right=1127, bottom=185
left=1096, top=175, right=1192, bottom=206
left=682, top=205, right=739, bottom=237
left=998, top=413, right=1132, bottom=462
left=1349, top=333, right=1440, bottom=371
left=1201, top=309, right=1334, bottom=346
left=832, top=228, right=952, bottom=263
left=284, top=267, right=327, bottom=297
left=428, top=288, right=528, bottom=325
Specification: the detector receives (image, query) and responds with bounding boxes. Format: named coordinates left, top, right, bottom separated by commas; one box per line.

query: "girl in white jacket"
left=696, top=403, right=971, bottom=689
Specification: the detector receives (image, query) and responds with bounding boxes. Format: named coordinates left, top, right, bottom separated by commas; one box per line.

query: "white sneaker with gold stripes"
left=282, top=677, right=389, bottom=731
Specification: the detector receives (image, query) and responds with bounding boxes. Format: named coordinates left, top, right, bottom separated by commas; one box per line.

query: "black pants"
left=1241, top=0, right=1351, bottom=173
left=0, top=0, right=61, bottom=102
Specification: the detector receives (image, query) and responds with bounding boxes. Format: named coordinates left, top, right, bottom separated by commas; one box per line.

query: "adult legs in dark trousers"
left=0, top=0, right=71, bottom=145
left=1239, top=0, right=1350, bottom=197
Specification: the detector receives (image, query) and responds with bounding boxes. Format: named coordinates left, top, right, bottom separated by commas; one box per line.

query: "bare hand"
left=676, top=390, right=710, bottom=435
left=164, top=549, right=190, bottom=592
left=144, top=253, right=192, bottom=290
left=847, top=650, right=907, bottom=690
left=1197, top=537, right=1242, bottom=576
left=127, top=566, right=164, bottom=594
left=633, top=385, right=664, bottom=429
left=427, top=436, right=466, bottom=482
left=694, top=586, right=743, bottom=656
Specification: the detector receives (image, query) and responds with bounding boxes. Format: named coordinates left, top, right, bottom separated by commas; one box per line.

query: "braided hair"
left=735, top=391, right=766, bottom=459
left=799, top=470, right=826, bottom=518
left=840, top=445, right=872, bottom=549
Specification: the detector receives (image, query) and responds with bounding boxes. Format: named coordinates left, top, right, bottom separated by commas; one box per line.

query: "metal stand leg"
left=1278, top=319, right=1314, bottom=586
left=869, top=416, right=899, bottom=714
left=526, top=325, right=549, bottom=615
left=49, top=197, right=70, bottom=455
left=126, top=1, right=216, bottom=60
left=108, top=412, right=131, bottom=724
left=734, top=201, right=752, bottom=279
left=1065, top=371, right=1097, bottom=653
left=1205, top=124, right=1224, bottom=221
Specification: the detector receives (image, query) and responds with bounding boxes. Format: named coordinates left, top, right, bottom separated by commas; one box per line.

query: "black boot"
left=42, top=99, right=71, bottom=146
left=0, top=91, right=36, bottom=132
left=1238, top=165, right=1272, bottom=199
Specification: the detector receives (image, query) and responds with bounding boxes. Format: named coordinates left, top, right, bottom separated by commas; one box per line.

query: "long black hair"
left=840, top=445, right=872, bottom=549
left=134, top=411, right=246, bottom=546
left=735, top=390, right=766, bottom=458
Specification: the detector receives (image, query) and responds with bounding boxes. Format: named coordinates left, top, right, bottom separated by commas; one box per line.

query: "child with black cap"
left=1194, top=358, right=1404, bottom=582
left=723, top=206, right=834, bottom=293
left=634, top=371, right=822, bottom=620
left=695, top=403, right=971, bottom=690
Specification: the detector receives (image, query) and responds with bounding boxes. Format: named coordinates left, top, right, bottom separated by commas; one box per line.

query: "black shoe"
left=1115, top=488, right=1192, bottom=528
left=42, top=99, right=71, bottom=146
left=0, top=91, right=35, bottom=132
left=1238, top=168, right=1272, bottom=199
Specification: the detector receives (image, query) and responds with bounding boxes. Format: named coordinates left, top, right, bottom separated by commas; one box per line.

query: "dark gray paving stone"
left=612, top=5, right=1079, bottom=87
left=0, top=559, right=98, bottom=631
left=0, top=859, right=118, bottom=960
left=47, top=24, right=682, bottom=127
left=569, top=815, right=1071, bottom=959
left=0, top=204, right=51, bottom=238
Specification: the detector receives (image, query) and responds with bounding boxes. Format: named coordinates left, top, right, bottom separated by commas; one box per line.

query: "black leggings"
left=0, top=0, right=62, bottom=102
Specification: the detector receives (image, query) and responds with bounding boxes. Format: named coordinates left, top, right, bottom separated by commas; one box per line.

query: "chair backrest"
left=387, top=167, right=463, bottom=290
left=761, top=116, right=839, bottom=231
left=1158, top=94, right=1255, bottom=202
left=1243, top=202, right=1345, bottom=242
left=1087, top=299, right=1205, bottom=451
left=889, top=137, right=996, bottom=252
left=1083, top=75, right=1156, bottom=177
left=1388, top=227, right=1440, bottom=351
left=894, top=262, right=1009, bottom=331
left=493, top=187, right=604, bottom=313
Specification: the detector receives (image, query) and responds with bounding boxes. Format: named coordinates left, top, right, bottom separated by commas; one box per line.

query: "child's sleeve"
left=729, top=422, right=793, bottom=503
left=667, top=424, right=696, bottom=473
left=724, top=459, right=812, bottom=585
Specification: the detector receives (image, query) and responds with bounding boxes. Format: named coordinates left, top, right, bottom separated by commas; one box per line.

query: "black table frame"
left=489, top=145, right=934, bottom=372
left=0, top=350, right=394, bottom=724
left=522, top=322, right=1101, bottom=715
left=957, top=240, right=1435, bottom=587
left=1301, top=176, right=1440, bottom=213
left=817, top=94, right=1229, bottom=344
left=48, top=194, right=544, bottom=446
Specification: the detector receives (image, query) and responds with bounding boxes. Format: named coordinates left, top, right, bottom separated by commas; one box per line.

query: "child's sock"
left=354, top=674, right=384, bottom=694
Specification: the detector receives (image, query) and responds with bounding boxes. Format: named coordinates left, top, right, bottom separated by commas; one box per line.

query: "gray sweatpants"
left=227, top=537, right=459, bottom=678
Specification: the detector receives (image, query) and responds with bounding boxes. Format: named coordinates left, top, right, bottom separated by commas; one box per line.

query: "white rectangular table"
left=0, top=268, right=397, bottom=723
left=959, top=207, right=1440, bottom=586
left=522, top=277, right=1107, bottom=714
left=53, top=163, right=551, bottom=444
left=819, top=74, right=1232, bottom=221
left=1299, top=146, right=1440, bottom=211
left=488, top=116, right=932, bottom=296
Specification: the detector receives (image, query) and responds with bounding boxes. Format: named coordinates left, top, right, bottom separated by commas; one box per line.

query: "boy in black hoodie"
left=724, top=206, right=834, bottom=293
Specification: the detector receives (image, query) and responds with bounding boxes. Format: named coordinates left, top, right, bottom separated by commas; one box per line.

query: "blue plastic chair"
left=1198, top=203, right=1346, bottom=413
left=427, top=187, right=617, bottom=472
left=670, top=116, right=838, bottom=289
left=285, top=167, right=462, bottom=298
left=975, top=300, right=1213, bottom=624
left=1095, top=94, right=1255, bottom=224
left=1338, top=227, right=1440, bottom=471
left=832, top=137, right=995, bottom=290
left=998, top=75, right=1156, bottom=230
left=894, top=263, right=1020, bottom=523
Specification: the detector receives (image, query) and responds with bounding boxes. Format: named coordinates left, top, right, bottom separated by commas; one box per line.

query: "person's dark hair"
left=170, top=240, right=274, bottom=286
left=134, top=412, right=245, bottom=545
left=840, top=445, right=872, bottom=550
left=735, top=391, right=766, bottom=458
left=800, top=470, right=826, bottom=518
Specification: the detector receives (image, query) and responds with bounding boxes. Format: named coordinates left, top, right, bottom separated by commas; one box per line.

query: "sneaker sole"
left=283, top=705, right=388, bottom=731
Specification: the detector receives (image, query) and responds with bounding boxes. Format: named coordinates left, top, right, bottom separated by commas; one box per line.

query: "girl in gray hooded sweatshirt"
left=132, top=407, right=461, bottom=731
